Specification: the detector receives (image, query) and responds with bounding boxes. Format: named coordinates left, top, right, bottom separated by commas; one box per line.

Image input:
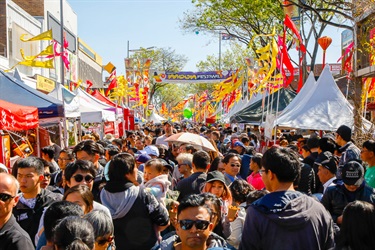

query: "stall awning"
left=0, top=71, right=64, bottom=119
left=0, top=100, right=39, bottom=130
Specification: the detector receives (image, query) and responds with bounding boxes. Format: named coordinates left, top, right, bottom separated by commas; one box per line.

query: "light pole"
left=125, top=43, right=155, bottom=119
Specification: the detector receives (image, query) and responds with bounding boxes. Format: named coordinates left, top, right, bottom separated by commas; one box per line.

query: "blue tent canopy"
left=0, top=70, right=64, bottom=119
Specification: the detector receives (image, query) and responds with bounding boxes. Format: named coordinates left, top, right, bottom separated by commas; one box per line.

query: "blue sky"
left=68, top=0, right=227, bottom=74
left=68, top=0, right=344, bottom=75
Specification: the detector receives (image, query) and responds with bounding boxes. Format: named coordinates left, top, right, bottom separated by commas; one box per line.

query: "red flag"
left=284, top=15, right=306, bottom=53
left=105, top=78, right=117, bottom=96
left=86, top=80, right=93, bottom=93
left=278, top=36, right=295, bottom=88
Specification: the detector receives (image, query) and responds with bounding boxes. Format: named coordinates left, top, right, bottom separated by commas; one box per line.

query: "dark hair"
left=261, top=147, right=301, bottom=183
left=105, top=145, right=120, bottom=157
left=41, top=145, right=55, bottom=159
left=44, top=201, right=83, bottom=242
left=17, top=157, right=44, bottom=175
left=40, top=158, right=53, bottom=171
left=192, top=150, right=211, bottom=170
left=302, top=145, right=311, bottom=153
left=53, top=216, right=95, bottom=250
left=251, top=153, right=262, bottom=167
left=318, top=138, right=336, bottom=154
left=337, top=201, right=375, bottom=250
left=230, top=179, right=255, bottom=204
left=185, top=144, right=197, bottom=154
left=307, top=137, right=320, bottom=149
left=144, top=159, right=163, bottom=173
left=209, top=156, right=223, bottom=172
left=363, top=140, right=375, bottom=154
left=60, top=148, right=75, bottom=160
left=178, top=194, right=212, bottom=219
left=73, top=140, right=101, bottom=156
left=63, top=185, right=94, bottom=213
left=246, top=190, right=269, bottom=205
left=108, top=153, right=135, bottom=182
left=112, top=139, right=123, bottom=149
left=64, top=160, right=97, bottom=183
left=222, top=152, right=241, bottom=164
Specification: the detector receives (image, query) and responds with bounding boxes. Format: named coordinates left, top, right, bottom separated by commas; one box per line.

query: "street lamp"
left=127, top=40, right=155, bottom=58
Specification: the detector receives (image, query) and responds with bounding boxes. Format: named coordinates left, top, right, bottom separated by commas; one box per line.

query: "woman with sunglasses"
left=64, top=160, right=111, bottom=217
left=84, top=210, right=116, bottom=250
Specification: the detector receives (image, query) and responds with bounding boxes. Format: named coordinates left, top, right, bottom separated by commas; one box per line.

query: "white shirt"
left=323, top=176, right=336, bottom=193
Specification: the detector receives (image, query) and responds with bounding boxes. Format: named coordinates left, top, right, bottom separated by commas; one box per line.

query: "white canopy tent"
left=76, top=88, right=117, bottom=123
left=148, top=111, right=167, bottom=124
left=48, top=84, right=80, bottom=118
left=275, top=65, right=372, bottom=131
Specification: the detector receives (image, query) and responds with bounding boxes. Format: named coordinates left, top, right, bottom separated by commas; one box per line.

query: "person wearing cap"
left=144, top=145, right=160, bottom=159
left=361, top=140, right=375, bottom=188
left=335, top=125, right=361, bottom=179
left=239, top=147, right=334, bottom=250
left=321, top=160, right=375, bottom=226
left=155, top=120, right=174, bottom=149
left=316, top=152, right=337, bottom=194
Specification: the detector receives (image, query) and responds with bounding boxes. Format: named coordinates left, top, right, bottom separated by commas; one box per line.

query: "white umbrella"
left=165, top=132, right=217, bottom=152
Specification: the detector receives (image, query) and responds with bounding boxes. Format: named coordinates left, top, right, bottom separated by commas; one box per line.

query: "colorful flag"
left=20, top=29, right=53, bottom=42
left=103, top=62, right=116, bottom=74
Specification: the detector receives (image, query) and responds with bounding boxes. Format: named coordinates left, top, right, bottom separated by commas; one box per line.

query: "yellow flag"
left=19, top=58, right=54, bottom=68
left=20, top=45, right=54, bottom=61
left=103, top=62, right=116, bottom=74
left=20, top=30, right=53, bottom=42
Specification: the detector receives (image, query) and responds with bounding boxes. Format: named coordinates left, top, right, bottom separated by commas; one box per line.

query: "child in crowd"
left=247, top=153, right=265, bottom=190
left=142, top=159, right=171, bottom=206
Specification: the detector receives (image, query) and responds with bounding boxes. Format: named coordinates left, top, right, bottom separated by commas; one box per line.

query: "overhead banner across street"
left=153, top=70, right=236, bottom=84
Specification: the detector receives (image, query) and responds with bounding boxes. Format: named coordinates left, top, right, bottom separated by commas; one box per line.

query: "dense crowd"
left=1, top=121, right=375, bottom=250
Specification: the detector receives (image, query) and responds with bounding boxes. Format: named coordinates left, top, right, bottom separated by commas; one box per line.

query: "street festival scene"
left=1, top=0, right=375, bottom=249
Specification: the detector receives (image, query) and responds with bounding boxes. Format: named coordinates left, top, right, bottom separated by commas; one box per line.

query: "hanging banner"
left=153, top=70, right=236, bottom=84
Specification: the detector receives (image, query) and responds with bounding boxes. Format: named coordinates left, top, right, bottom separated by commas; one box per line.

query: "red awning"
left=91, top=90, right=119, bottom=107
left=0, top=99, right=39, bottom=130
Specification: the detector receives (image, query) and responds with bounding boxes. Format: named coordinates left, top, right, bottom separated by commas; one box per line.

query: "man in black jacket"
left=0, top=173, right=34, bottom=249
left=13, top=157, right=61, bottom=246
left=176, top=150, right=209, bottom=202
left=322, top=160, right=375, bottom=226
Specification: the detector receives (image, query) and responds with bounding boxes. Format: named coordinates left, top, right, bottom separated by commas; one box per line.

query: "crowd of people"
left=1, top=120, right=375, bottom=250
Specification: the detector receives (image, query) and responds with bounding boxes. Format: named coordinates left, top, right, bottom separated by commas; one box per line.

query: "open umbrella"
left=165, top=132, right=217, bottom=152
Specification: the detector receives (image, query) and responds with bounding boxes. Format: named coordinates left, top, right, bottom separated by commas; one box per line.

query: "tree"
left=128, top=47, right=188, bottom=109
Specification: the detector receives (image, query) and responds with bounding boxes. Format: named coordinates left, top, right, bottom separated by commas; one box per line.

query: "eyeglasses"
left=97, top=235, right=114, bottom=246
left=0, top=193, right=15, bottom=202
left=230, top=164, right=241, bottom=168
left=72, top=174, right=94, bottom=183
left=178, top=164, right=186, bottom=168
left=44, top=173, right=51, bottom=179
left=259, top=169, right=266, bottom=176
left=179, top=219, right=210, bottom=230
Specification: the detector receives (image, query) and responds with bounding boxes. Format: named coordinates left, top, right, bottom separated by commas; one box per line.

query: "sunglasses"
left=72, top=174, right=94, bottom=183
left=44, top=173, right=51, bottom=178
left=230, top=164, right=241, bottom=167
left=97, top=235, right=114, bottom=246
left=0, top=193, right=15, bottom=202
left=179, top=219, right=210, bottom=230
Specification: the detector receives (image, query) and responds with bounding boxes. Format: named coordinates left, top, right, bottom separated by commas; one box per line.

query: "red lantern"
left=318, top=36, right=332, bottom=68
